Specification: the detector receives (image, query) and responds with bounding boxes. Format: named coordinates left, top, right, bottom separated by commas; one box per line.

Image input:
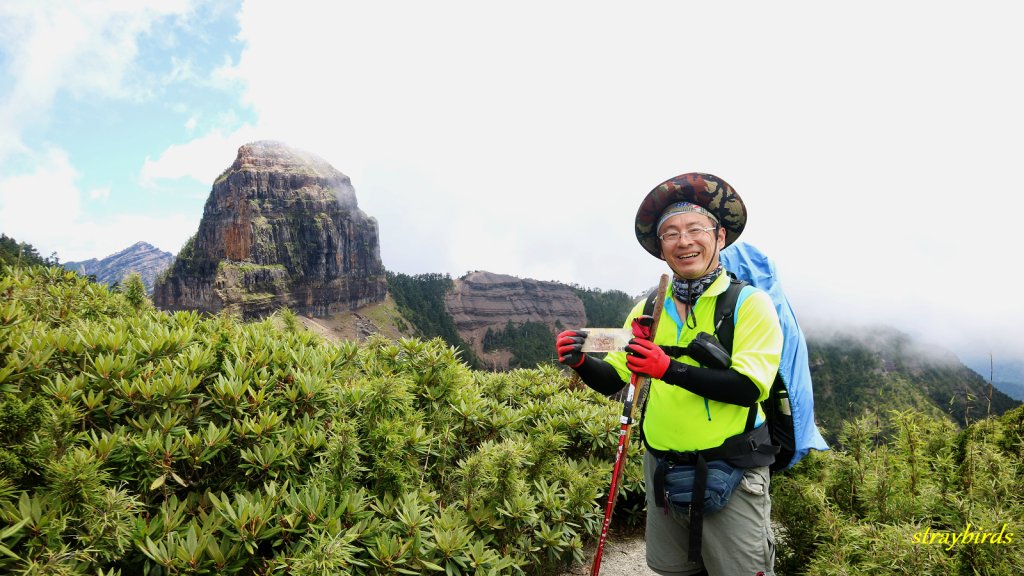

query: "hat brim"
left=635, top=173, right=746, bottom=259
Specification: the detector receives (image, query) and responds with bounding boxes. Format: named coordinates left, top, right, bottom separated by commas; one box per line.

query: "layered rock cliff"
left=153, top=141, right=386, bottom=318
left=64, top=241, right=173, bottom=294
left=445, top=271, right=587, bottom=367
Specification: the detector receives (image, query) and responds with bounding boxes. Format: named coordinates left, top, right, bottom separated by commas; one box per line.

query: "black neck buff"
left=672, top=266, right=724, bottom=328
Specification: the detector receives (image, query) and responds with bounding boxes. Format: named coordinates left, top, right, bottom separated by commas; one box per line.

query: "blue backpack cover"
left=720, top=241, right=829, bottom=470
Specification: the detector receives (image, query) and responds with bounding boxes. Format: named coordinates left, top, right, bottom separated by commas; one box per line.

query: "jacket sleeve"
left=573, top=355, right=628, bottom=396
left=658, top=362, right=760, bottom=406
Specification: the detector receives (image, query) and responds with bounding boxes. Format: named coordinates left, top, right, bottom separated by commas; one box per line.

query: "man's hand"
left=555, top=330, right=588, bottom=368
left=625, top=337, right=671, bottom=379
left=631, top=315, right=655, bottom=339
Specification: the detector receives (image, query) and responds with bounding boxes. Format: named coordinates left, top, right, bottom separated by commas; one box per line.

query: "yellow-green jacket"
left=604, top=273, right=783, bottom=453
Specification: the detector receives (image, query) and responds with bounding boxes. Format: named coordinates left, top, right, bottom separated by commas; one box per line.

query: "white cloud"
left=75, top=212, right=196, bottom=261
left=210, top=54, right=243, bottom=88
left=140, top=125, right=259, bottom=186
left=0, top=1, right=199, bottom=154
left=11, top=1, right=1017, bottom=363
left=0, top=147, right=81, bottom=240
left=254, top=2, right=1021, bottom=361
left=0, top=145, right=194, bottom=262
left=164, top=56, right=197, bottom=85
left=89, top=186, right=111, bottom=201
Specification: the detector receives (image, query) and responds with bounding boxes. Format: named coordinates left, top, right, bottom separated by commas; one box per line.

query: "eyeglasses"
left=658, top=226, right=716, bottom=244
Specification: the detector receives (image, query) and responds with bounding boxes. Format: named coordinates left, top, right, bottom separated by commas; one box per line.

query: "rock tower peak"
left=153, top=141, right=386, bottom=318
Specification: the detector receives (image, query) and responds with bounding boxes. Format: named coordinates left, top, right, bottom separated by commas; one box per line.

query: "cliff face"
left=445, top=271, right=587, bottom=367
left=64, top=241, right=174, bottom=294
left=153, top=141, right=386, bottom=318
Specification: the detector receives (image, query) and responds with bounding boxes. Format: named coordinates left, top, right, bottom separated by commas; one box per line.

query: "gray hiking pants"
left=643, top=450, right=776, bottom=576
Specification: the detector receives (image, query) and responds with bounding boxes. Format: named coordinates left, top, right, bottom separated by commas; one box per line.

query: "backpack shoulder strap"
left=642, top=287, right=658, bottom=317
left=642, top=277, right=748, bottom=358
left=713, top=274, right=759, bottom=431
left=713, top=273, right=748, bottom=353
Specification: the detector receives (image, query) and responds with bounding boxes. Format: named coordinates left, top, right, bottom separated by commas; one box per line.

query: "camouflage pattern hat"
left=635, top=172, right=746, bottom=259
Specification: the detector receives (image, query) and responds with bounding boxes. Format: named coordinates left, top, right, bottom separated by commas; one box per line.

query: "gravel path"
left=562, top=534, right=658, bottom=576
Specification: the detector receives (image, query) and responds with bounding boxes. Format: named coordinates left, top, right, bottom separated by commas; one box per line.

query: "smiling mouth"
left=675, top=252, right=700, bottom=261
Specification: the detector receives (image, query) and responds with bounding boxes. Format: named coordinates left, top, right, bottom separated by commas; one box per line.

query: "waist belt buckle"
left=662, top=488, right=691, bottom=515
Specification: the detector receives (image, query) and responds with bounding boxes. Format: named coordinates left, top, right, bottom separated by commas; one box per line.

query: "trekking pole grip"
left=632, top=274, right=670, bottom=410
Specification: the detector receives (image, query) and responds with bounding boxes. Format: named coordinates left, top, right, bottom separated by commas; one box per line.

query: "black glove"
left=555, top=330, right=588, bottom=368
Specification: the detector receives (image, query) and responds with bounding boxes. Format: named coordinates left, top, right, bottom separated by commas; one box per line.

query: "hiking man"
left=556, top=173, right=782, bottom=576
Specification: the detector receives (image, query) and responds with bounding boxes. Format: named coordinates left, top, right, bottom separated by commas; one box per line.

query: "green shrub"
left=0, top=265, right=634, bottom=575
left=772, top=408, right=1024, bottom=575
left=12, top=262, right=1021, bottom=575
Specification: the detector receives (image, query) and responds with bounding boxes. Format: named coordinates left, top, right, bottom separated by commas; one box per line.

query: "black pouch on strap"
left=648, top=424, right=778, bottom=562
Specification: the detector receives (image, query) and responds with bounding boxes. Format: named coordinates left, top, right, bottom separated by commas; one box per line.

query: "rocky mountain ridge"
left=445, top=271, right=588, bottom=368
left=63, top=241, right=173, bottom=294
left=446, top=271, right=587, bottom=332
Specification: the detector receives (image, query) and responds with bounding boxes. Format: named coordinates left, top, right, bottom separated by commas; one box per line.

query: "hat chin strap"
left=708, top=224, right=724, bottom=274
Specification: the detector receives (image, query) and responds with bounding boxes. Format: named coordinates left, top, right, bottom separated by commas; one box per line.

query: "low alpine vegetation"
left=772, top=407, right=1024, bottom=575
left=0, top=265, right=643, bottom=575
left=4, top=264, right=1023, bottom=575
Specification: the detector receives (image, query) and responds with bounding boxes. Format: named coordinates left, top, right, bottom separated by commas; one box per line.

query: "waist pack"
left=647, top=423, right=777, bottom=563
left=659, top=458, right=745, bottom=517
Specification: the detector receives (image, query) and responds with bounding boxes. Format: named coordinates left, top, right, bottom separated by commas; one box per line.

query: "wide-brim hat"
left=635, top=172, right=747, bottom=259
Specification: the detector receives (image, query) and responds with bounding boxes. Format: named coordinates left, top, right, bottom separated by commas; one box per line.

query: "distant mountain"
left=446, top=271, right=588, bottom=369
left=805, top=324, right=1020, bottom=443
left=386, top=270, right=634, bottom=370
left=992, top=379, right=1024, bottom=402
left=63, top=241, right=173, bottom=294
left=962, top=356, right=1024, bottom=401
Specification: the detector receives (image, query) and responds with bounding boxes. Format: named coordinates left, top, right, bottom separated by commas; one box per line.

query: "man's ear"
left=717, top=226, right=727, bottom=248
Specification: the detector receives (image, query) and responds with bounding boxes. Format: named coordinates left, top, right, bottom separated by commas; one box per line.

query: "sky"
left=1, top=1, right=1022, bottom=366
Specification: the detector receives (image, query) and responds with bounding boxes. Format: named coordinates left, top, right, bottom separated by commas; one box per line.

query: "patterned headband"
left=656, top=202, right=719, bottom=233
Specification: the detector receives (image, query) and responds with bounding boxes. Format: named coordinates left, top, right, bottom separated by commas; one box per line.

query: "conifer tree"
left=119, top=271, right=148, bottom=310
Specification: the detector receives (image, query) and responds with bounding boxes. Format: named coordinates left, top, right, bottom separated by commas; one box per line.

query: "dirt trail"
left=562, top=535, right=657, bottom=576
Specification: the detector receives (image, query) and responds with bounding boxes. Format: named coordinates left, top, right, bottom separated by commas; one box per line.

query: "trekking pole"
left=590, top=273, right=670, bottom=576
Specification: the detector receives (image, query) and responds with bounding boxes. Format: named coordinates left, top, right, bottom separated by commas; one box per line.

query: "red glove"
left=625, top=337, right=671, bottom=379
left=555, top=330, right=588, bottom=368
left=631, top=315, right=655, bottom=339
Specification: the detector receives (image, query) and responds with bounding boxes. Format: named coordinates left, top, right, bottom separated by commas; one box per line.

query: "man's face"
left=657, top=212, right=726, bottom=280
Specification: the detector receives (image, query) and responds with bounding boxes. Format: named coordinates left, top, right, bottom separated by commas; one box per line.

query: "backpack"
left=643, top=242, right=828, bottom=472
